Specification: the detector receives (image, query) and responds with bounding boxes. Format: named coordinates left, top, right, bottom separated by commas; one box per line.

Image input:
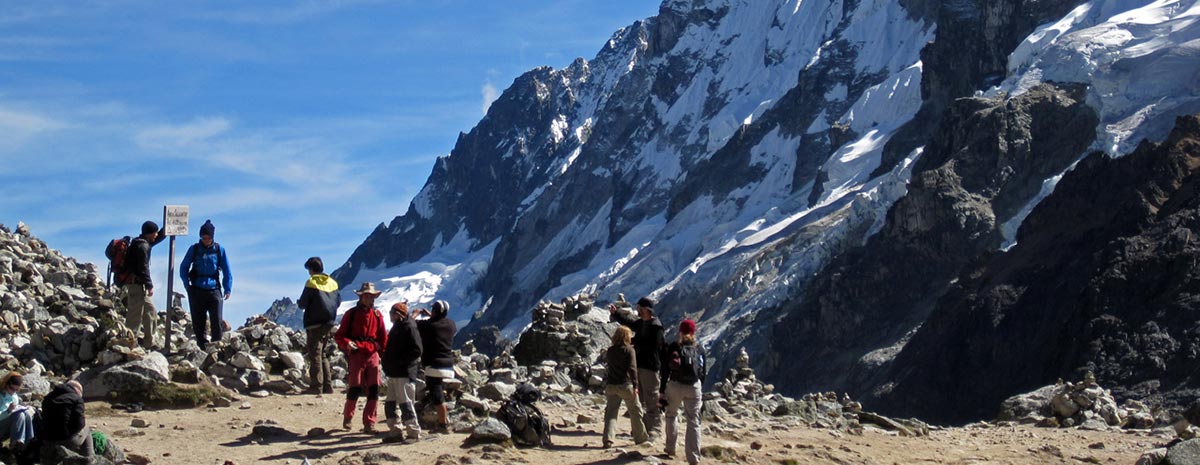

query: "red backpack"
left=105, top=236, right=133, bottom=286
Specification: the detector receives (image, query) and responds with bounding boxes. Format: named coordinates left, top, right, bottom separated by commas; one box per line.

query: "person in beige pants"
left=660, top=319, right=706, bottom=465
left=123, top=221, right=163, bottom=348
left=603, top=326, right=648, bottom=447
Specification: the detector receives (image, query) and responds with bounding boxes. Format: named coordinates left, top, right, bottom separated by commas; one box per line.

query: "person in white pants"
left=382, top=302, right=423, bottom=443
left=659, top=319, right=706, bottom=465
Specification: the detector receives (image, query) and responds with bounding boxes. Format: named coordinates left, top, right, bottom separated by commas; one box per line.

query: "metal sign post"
left=163, top=205, right=189, bottom=357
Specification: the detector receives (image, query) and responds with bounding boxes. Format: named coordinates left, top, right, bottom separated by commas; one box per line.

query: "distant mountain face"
left=334, top=0, right=1200, bottom=422
left=264, top=297, right=302, bottom=331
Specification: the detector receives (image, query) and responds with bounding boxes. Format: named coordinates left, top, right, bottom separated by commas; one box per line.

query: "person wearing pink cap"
left=659, top=319, right=706, bottom=464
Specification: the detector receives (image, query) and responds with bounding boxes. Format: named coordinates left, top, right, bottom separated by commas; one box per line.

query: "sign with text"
left=163, top=205, right=189, bottom=236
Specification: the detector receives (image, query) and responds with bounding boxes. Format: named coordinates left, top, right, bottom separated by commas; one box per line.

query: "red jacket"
left=334, top=304, right=388, bottom=355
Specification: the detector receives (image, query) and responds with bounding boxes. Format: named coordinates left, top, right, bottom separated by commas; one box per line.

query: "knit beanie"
left=141, top=221, right=159, bottom=235
left=679, top=319, right=697, bottom=335
left=199, top=220, right=215, bottom=237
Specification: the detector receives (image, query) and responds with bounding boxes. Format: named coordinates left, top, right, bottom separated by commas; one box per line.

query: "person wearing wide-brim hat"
left=334, top=282, right=388, bottom=433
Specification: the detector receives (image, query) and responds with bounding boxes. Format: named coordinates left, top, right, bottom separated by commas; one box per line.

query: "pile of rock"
left=181, top=316, right=347, bottom=394
left=512, top=294, right=617, bottom=375
left=998, top=371, right=1155, bottom=429
left=0, top=223, right=151, bottom=393
left=1136, top=401, right=1200, bottom=465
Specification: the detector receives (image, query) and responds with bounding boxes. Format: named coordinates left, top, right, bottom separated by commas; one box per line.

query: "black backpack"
left=496, top=384, right=551, bottom=447
left=669, top=343, right=705, bottom=384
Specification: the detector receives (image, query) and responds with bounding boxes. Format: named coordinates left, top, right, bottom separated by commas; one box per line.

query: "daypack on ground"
left=496, top=384, right=551, bottom=447
left=104, top=236, right=132, bottom=286
left=669, top=344, right=705, bottom=384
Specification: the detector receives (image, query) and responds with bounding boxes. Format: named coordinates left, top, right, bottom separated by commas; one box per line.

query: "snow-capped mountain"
left=334, top=0, right=1200, bottom=422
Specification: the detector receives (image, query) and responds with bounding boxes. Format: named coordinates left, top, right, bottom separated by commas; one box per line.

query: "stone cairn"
left=997, top=371, right=1157, bottom=430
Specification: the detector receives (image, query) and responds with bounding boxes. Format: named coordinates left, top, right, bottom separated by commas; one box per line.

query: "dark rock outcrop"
left=879, top=114, right=1200, bottom=423
left=762, top=83, right=1098, bottom=396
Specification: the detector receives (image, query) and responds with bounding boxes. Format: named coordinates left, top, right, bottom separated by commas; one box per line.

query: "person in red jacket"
left=334, top=282, right=388, bottom=433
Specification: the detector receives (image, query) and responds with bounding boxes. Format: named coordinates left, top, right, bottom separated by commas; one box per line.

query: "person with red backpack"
left=179, top=220, right=233, bottom=351
left=659, top=319, right=706, bottom=465
left=122, top=221, right=165, bottom=349
left=334, top=282, right=388, bottom=433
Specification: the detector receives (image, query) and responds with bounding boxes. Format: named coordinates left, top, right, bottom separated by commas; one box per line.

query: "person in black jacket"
left=659, top=319, right=706, bottom=465
left=382, top=302, right=423, bottom=443
left=298, top=257, right=340, bottom=394
left=416, top=300, right=456, bottom=434
left=124, top=221, right=165, bottom=349
left=602, top=326, right=648, bottom=448
left=40, top=381, right=93, bottom=459
left=608, top=296, right=665, bottom=440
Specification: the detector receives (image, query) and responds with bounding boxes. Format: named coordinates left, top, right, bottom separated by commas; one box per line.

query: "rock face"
left=758, top=83, right=1097, bottom=397
left=263, top=297, right=303, bottom=331
left=879, top=115, right=1200, bottom=423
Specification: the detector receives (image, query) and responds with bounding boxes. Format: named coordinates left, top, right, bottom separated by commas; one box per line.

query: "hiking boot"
left=381, top=434, right=405, bottom=444
left=342, top=419, right=352, bottom=430
left=602, top=441, right=613, bottom=449
left=406, top=430, right=421, bottom=441
left=322, top=384, right=335, bottom=394
left=431, top=424, right=450, bottom=435
left=364, top=424, right=378, bottom=434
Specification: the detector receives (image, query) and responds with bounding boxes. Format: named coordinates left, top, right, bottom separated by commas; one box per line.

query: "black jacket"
left=41, top=384, right=85, bottom=442
left=417, top=316, right=456, bottom=368
left=612, top=312, right=665, bottom=371
left=383, top=317, right=423, bottom=378
left=298, top=274, right=340, bottom=328
left=605, top=344, right=638, bottom=387
left=125, top=236, right=160, bottom=288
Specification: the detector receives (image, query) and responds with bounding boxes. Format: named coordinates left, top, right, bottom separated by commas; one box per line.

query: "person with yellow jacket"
left=298, top=257, right=340, bottom=394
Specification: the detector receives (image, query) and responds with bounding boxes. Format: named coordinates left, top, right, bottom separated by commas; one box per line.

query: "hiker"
left=0, top=373, right=35, bottom=452
left=179, top=219, right=232, bottom=350
left=602, top=326, right=648, bottom=448
left=124, top=221, right=165, bottom=348
left=659, top=319, right=707, bottom=465
left=334, top=282, right=388, bottom=433
left=416, top=300, right=456, bottom=434
left=40, top=380, right=93, bottom=459
left=382, top=302, right=423, bottom=443
left=298, top=256, right=340, bottom=394
left=608, top=296, right=665, bottom=440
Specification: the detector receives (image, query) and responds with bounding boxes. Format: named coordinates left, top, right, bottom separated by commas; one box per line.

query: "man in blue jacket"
left=180, top=219, right=232, bottom=350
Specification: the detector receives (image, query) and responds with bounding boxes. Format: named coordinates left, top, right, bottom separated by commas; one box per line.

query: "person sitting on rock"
left=382, top=301, right=423, bottom=443
left=609, top=296, right=665, bottom=440
left=416, top=300, right=456, bottom=434
left=334, top=282, right=388, bottom=433
left=40, top=380, right=93, bottom=459
left=659, top=319, right=707, bottom=465
left=0, top=373, right=36, bottom=453
left=602, top=326, right=648, bottom=448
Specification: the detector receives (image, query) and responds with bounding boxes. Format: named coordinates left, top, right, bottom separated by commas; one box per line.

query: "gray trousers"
left=636, top=368, right=662, bottom=437
left=123, top=284, right=157, bottom=347
left=41, top=426, right=94, bottom=459
left=664, top=380, right=702, bottom=465
left=384, top=377, right=420, bottom=436
left=603, top=383, right=647, bottom=445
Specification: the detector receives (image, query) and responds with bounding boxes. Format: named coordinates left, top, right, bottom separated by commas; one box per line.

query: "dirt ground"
left=87, top=393, right=1170, bottom=465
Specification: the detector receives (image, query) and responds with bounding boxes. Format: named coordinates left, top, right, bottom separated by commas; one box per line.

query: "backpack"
left=188, top=242, right=223, bottom=281
left=669, top=343, right=705, bottom=385
left=104, top=236, right=133, bottom=286
left=496, top=384, right=551, bottom=447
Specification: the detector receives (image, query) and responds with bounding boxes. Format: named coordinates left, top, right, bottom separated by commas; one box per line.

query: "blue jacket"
left=180, top=242, right=232, bottom=294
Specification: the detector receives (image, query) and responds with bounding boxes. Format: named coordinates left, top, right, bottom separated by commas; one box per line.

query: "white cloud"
left=135, top=117, right=232, bottom=149
left=0, top=106, right=66, bottom=150
left=481, top=82, right=499, bottom=115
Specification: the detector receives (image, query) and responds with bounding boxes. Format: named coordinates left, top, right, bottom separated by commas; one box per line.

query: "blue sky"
left=0, top=0, right=659, bottom=324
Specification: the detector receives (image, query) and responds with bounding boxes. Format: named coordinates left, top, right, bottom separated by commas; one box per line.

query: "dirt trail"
left=87, top=394, right=1166, bottom=465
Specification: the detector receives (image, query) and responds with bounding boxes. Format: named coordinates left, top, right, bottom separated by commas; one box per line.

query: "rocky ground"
left=88, top=391, right=1162, bottom=465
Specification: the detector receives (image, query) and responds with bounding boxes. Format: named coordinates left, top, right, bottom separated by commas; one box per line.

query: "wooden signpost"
left=163, top=205, right=188, bottom=356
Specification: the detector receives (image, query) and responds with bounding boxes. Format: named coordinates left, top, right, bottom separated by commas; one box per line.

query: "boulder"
left=79, top=352, right=170, bottom=400
left=1166, top=439, right=1200, bottom=465
left=469, top=418, right=512, bottom=443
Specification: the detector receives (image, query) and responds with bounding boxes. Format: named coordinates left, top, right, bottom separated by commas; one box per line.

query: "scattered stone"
left=130, top=418, right=150, bottom=428
left=469, top=418, right=512, bottom=443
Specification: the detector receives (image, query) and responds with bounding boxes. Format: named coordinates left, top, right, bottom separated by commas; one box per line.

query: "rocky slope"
left=331, top=0, right=1200, bottom=424
left=263, top=297, right=302, bottom=331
